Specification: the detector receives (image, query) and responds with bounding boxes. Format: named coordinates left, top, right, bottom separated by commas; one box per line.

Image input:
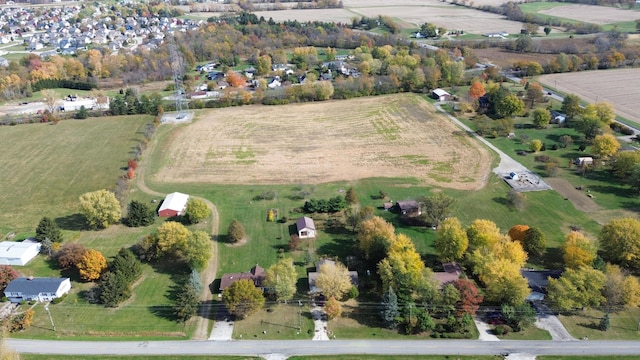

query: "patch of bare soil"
left=545, top=177, right=600, bottom=213
left=473, top=48, right=558, bottom=69
left=152, top=94, right=492, bottom=190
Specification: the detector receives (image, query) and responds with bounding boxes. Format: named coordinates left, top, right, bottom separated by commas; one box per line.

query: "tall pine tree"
left=35, top=217, right=62, bottom=243
left=381, top=286, right=400, bottom=329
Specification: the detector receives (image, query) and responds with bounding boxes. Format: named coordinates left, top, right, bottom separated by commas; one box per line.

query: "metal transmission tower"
left=165, top=2, right=188, bottom=119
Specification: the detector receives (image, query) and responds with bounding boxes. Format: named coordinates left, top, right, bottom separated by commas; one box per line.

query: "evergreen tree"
left=381, top=286, right=400, bottom=329
left=174, top=284, right=200, bottom=322
left=99, top=271, right=130, bottom=307
left=35, top=217, right=62, bottom=243
left=127, top=200, right=155, bottom=227
left=111, top=248, right=142, bottom=284
left=345, top=187, right=358, bottom=205
left=189, top=269, right=203, bottom=294
left=599, top=313, right=610, bottom=331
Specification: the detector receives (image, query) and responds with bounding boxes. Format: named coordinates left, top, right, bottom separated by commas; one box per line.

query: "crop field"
left=252, top=0, right=528, bottom=35
left=538, top=69, right=640, bottom=126
left=0, top=116, right=152, bottom=235
left=537, top=4, right=640, bottom=25
left=152, top=94, right=491, bottom=191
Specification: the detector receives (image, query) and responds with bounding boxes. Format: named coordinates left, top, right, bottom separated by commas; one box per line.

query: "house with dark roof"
left=3, top=277, right=71, bottom=303
left=395, top=200, right=421, bottom=216
left=433, top=262, right=463, bottom=288
left=219, top=264, right=265, bottom=292
left=296, top=217, right=316, bottom=239
left=307, top=259, right=358, bottom=294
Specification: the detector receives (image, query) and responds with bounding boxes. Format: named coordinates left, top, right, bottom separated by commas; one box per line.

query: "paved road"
left=7, top=339, right=640, bottom=356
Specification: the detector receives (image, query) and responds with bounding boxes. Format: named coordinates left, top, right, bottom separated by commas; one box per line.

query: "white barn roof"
left=433, top=88, right=450, bottom=96
left=0, top=240, right=41, bottom=266
left=158, top=192, right=189, bottom=214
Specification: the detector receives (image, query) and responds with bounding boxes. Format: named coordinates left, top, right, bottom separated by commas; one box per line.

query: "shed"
left=0, top=240, right=41, bottom=266
left=574, top=157, right=594, bottom=167
left=158, top=192, right=190, bottom=217
left=296, top=217, right=316, bottom=239
left=3, top=277, right=71, bottom=303
left=509, top=172, right=519, bottom=181
left=432, top=88, right=451, bottom=102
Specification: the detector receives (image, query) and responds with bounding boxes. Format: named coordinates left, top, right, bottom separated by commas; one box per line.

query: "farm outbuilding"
left=158, top=192, right=190, bottom=217
left=574, top=157, right=594, bottom=167
left=432, top=88, right=451, bottom=102
left=296, top=216, right=316, bottom=239
left=0, top=240, right=41, bottom=266
left=3, top=277, right=71, bottom=303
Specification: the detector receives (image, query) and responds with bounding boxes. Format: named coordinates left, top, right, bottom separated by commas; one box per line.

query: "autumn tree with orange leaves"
left=508, top=224, right=530, bottom=242
left=226, top=71, right=246, bottom=87
left=77, top=249, right=107, bottom=281
left=468, top=81, right=486, bottom=100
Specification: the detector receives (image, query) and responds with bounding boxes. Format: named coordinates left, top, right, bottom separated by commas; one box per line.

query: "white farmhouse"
left=4, top=277, right=71, bottom=303
left=0, top=240, right=41, bottom=266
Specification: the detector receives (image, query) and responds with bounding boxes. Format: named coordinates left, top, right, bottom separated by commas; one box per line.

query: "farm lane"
left=8, top=339, right=640, bottom=357
left=435, top=103, right=528, bottom=176
left=133, top=128, right=220, bottom=341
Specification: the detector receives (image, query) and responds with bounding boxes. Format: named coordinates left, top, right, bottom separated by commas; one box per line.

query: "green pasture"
left=12, top=262, right=195, bottom=340
left=557, top=307, right=640, bottom=340
left=0, top=115, right=152, bottom=235
left=540, top=357, right=640, bottom=360
left=519, top=2, right=570, bottom=13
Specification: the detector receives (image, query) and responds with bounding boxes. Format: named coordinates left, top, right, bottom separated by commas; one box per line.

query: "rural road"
left=7, top=339, right=640, bottom=357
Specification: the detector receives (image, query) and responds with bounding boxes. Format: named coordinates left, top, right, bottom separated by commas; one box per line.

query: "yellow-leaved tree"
left=481, top=259, right=530, bottom=306
left=592, top=134, right=620, bottom=159
left=562, top=231, right=597, bottom=269
left=357, top=216, right=396, bottom=262
left=466, top=219, right=502, bottom=250
left=77, top=249, right=107, bottom=281
left=78, top=189, right=121, bottom=229
left=316, top=260, right=352, bottom=300
left=156, top=221, right=191, bottom=257
left=435, top=217, right=468, bottom=261
left=378, top=234, right=426, bottom=293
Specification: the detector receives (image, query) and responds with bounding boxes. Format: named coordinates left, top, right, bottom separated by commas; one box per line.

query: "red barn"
left=158, top=192, right=189, bottom=217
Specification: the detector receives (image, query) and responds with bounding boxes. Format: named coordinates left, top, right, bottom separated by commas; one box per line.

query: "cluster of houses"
left=0, top=3, right=206, bottom=57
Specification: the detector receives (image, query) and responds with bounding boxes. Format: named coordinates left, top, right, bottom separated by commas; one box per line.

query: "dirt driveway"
left=545, top=178, right=600, bottom=213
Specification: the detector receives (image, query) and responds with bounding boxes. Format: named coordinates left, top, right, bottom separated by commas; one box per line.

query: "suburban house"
left=550, top=110, right=566, bottom=125
left=433, top=262, right=463, bottom=288
left=308, top=259, right=358, bottom=293
left=158, top=192, right=190, bottom=217
left=0, top=240, right=41, bottom=266
left=219, top=264, right=265, bottom=292
left=574, top=157, right=594, bottom=167
left=395, top=200, right=421, bottom=216
left=432, top=88, right=451, bottom=102
left=296, top=217, right=316, bottom=239
left=3, top=277, right=71, bottom=303
left=521, top=269, right=562, bottom=301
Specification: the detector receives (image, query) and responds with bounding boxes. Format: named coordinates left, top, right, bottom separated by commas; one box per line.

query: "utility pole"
left=298, top=300, right=302, bottom=332
left=44, top=303, right=56, bottom=332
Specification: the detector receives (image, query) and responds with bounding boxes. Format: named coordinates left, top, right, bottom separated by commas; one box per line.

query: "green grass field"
left=232, top=302, right=315, bottom=339
left=0, top=115, right=152, bottom=235
left=289, top=357, right=496, bottom=360
left=21, top=356, right=260, bottom=360
left=557, top=308, right=640, bottom=340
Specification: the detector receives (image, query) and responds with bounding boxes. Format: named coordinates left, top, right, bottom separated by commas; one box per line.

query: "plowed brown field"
left=154, top=94, right=492, bottom=189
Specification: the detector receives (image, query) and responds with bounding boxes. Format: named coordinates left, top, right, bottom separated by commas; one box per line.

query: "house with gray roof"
left=296, top=217, right=315, bottom=239
left=4, top=277, right=71, bottom=303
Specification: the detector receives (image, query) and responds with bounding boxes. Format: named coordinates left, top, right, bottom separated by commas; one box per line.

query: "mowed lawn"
left=0, top=116, right=152, bottom=235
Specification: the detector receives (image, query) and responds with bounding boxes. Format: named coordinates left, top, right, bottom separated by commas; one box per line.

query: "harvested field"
left=153, top=94, right=492, bottom=190
left=473, top=48, right=557, bottom=69
left=545, top=178, right=600, bottom=213
left=251, top=9, right=354, bottom=24
left=538, top=4, right=640, bottom=25
left=351, top=5, right=526, bottom=33
left=256, top=2, right=526, bottom=35
left=539, top=69, right=640, bottom=125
